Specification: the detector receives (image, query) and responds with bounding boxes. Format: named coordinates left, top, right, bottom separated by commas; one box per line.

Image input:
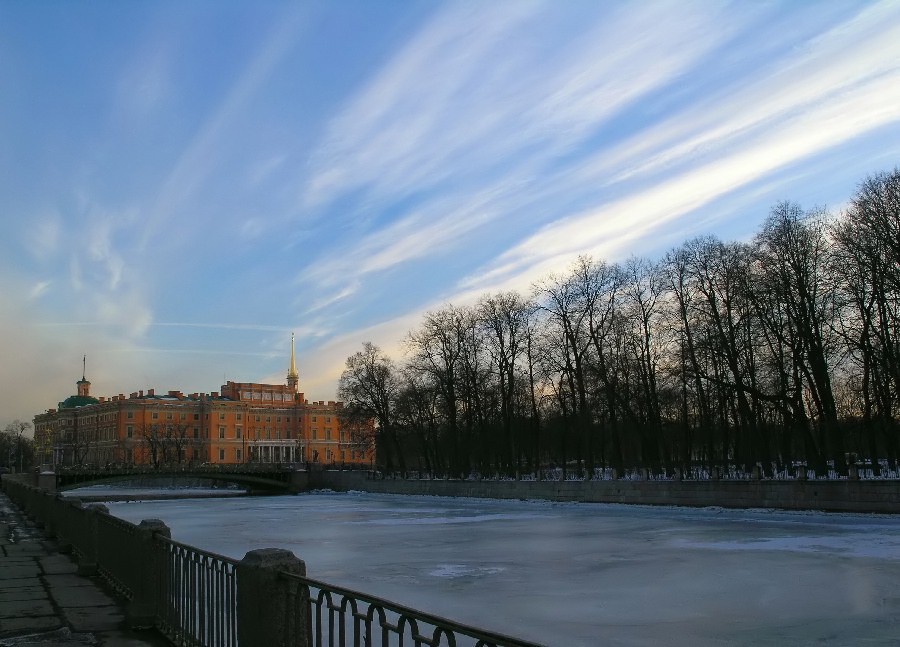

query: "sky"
left=2, top=1, right=900, bottom=432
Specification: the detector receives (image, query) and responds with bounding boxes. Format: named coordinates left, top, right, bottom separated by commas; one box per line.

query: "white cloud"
left=140, top=6, right=307, bottom=248
left=25, top=215, right=61, bottom=263
left=294, top=2, right=743, bottom=308
left=28, top=281, right=51, bottom=300
left=461, top=69, right=900, bottom=295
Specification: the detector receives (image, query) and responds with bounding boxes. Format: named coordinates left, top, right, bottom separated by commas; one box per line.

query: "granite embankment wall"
left=311, top=470, right=900, bottom=513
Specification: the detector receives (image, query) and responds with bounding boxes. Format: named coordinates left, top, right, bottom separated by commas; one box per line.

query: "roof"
left=58, top=394, right=100, bottom=409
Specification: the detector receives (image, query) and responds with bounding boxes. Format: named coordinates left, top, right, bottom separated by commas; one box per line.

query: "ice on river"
left=104, top=491, right=900, bottom=646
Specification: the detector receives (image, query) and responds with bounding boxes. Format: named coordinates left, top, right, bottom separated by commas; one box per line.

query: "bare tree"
left=407, top=305, right=471, bottom=477
left=830, top=169, right=900, bottom=468
left=3, top=420, right=33, bottom=472
left=336, top=167, right=900, bottom=478
left=477, top=291, right=535, bottom=475
left=338, top=342, right=403, bottom=473
left=755, top=204, right=843, bottom=471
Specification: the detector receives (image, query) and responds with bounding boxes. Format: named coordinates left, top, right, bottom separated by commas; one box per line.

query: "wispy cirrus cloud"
left=461, top=64, right=900, bottom=295
left=297, top=1, right=738, bottom=304
left=585, top=1, right=900, bottom=188
left=303, top=1, right=732, bottom=213
left=140, top=6, right=308, bottom=249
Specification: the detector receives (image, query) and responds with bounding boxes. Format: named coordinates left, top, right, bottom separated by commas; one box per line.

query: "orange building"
left=33, top=338, right=374, bottom=469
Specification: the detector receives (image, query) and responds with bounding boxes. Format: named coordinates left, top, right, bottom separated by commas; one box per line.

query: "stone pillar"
left=76, top=503, right=109, bottom=576
left=237, top=548, right=307, bottom=647
left=127, top=519, right=171, bottom=629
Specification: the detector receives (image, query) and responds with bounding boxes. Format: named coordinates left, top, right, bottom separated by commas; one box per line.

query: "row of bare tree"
left=2, top=420, right=34, bottom=473
left=338, top=169, right=900, bottom=478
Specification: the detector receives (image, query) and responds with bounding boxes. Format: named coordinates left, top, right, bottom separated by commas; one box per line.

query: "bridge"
left=53, top=463, right=306, bottom=493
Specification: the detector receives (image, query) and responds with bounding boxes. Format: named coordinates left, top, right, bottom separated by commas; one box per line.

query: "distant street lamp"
left=16, top=425, right=23, bottom=474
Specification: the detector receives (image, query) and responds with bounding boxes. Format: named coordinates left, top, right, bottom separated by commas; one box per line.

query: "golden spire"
left=287, top=332, right=299, bottom=392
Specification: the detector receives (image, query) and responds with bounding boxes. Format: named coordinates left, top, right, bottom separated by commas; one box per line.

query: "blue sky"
left=2, top=1, right=900, bottom=430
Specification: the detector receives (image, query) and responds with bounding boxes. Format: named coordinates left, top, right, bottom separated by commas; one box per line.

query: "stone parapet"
left=313, top=471, right=900, bottom=514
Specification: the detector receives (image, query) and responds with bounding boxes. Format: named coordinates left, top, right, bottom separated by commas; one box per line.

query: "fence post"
left=76, top=504, right=109, bottom=576
left=127, top=519, right=171, bottom=629
left=237, top=548, right=307, bottom=647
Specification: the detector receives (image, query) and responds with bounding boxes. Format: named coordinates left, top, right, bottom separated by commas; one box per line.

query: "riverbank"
left=311, top=470, right=900, bottom=513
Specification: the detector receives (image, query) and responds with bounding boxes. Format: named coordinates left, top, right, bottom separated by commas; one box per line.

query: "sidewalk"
left=0, top=490, right=168, bottom=646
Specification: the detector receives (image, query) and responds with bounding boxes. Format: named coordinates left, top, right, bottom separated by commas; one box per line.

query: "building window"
left=193, top=428, right=199, bottom=439
left=266, top=416, right=271, bottom=423
left=236, top=413, right=242, bottom=421
left=277, top=416, right=281, bottom=422
left=194, top=413, right=200, bottom=420
left=255, top=415, right=260, bottom=422
left=326, top=428, right=332, bottom=440
left=152, top=412, right=159, bottom=419
left=219, top=449, right=225, bottom=461
left=127, top=425, right=133, bottom=438
left=127, top=411, right=134, bottom=419
left=219, top=413, right=226, bottom=420
left=312, top=430, right=317, bottom=440
left=312, top=416, right=317, bottom=422
left=181, top=413, right=186, bottom=420
left=236, top=449, right=242, bottom=461
left=236, top=427, right=242, bottom=439
left=166, top=412, right=173, bottom=420
left=218, top=426, right=226, bottom=439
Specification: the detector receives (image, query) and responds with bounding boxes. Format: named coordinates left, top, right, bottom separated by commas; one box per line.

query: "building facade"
left=33, top=339, right=374, bottom=469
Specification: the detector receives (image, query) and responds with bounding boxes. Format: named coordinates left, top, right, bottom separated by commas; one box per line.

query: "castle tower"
left=76, top=355, right=91, bottom=397
left=286, top=333, right=299, bottom=393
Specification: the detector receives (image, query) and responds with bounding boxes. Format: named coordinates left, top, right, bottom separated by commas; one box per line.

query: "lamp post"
left=16, top=425, right=23, bottom=473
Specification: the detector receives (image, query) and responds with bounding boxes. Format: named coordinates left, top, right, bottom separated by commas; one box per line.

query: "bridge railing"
left=1, top=477, right=542, bottom=647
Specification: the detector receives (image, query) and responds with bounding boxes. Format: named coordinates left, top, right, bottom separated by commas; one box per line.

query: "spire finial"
left=77, top=355, right=91, bottom=397
left=287, top=333, right=299, bottom=392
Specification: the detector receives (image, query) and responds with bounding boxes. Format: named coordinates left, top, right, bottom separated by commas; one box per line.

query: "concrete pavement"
left=0, top=489, right=168, bottom=646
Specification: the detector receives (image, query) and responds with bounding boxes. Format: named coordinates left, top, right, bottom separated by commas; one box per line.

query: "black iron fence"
left=285, top=573, right=540, bottom=647
left=1, top=477, right=542, bottom=647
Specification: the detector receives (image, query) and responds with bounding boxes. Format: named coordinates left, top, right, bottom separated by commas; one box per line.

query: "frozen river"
left=102, top=491, right=900, bottom=646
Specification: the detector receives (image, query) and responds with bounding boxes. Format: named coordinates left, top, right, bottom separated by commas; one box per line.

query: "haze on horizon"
left=2, top=1, right=900, bottom=430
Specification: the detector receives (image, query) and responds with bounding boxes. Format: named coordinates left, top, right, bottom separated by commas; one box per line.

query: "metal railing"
left=96, top=512, right=140, bottom=598
left=284, top=573, right=543, bottom=647
left=157, top=539, right=238, bottom=647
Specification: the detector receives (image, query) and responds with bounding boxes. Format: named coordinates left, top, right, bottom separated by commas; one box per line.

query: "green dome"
left=59, top=394, right=99, bottom=409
